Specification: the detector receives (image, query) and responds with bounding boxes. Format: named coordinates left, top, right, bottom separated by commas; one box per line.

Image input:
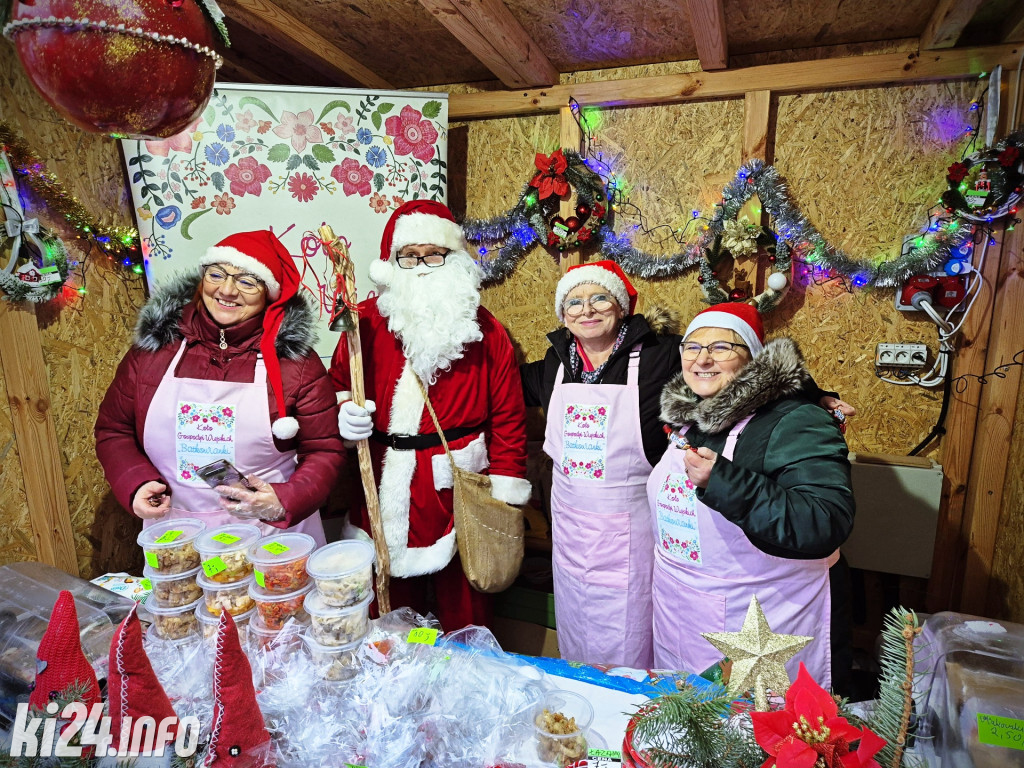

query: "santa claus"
left=331, top=200, right=531, bottom=630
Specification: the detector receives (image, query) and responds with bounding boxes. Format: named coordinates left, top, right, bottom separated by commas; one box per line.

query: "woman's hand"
left=132, top=481, right=171, bottom=519
left=216, top=474, right=285, bottom=522
left=819, top=395, right=856, bottom=417
left=683, top=446, right=717, bottom=488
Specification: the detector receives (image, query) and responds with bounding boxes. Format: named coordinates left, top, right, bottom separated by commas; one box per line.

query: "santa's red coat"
left=330, top=297, right=530, bottom=578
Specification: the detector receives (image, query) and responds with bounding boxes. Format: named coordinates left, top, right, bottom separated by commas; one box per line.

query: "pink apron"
left=543, top=346, right=654, bottom=668
left=142, top=341, right=326, bottom=546
left=646, top=414, right=833, bottom=685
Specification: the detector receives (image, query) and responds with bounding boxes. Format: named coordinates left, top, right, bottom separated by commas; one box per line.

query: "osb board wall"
left=993, top=354, right=1024, bottom=623
left=0, top=42, right=146, bottom=579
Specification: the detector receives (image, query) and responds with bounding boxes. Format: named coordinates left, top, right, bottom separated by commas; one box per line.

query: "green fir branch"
left=869, top=607, right=925, bottom=768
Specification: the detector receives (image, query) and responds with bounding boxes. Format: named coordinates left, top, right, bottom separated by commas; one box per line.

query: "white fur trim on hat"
left=554, top=264, right=630, bottom=322
left=369, top=258, right=394, bottom=288
left=389, top=212, right=468, bottom=257
left=271, top=416, right=299, bottom=440
left=683, top=311, right=765, bottom=357
left=200, top=247, right=282, bottom=300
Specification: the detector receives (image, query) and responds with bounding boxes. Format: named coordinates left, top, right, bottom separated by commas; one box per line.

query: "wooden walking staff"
left=318, top=224, right=391, bottom=613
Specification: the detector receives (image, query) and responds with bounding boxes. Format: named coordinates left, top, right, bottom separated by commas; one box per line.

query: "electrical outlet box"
left=875, top=343, right=929, bottom=370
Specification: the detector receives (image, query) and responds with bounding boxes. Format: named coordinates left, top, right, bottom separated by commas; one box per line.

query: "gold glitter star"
left=701, top=595, right=812, bottom=711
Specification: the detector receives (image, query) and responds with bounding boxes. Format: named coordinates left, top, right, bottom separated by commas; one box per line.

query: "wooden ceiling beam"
left=919, top=0, right=986, bottom=50
left=218, top=0, right=393, bottom=89
left=685, top=0, right=728, bottom=70
left=449, top=43, right=1022, bottom=120
left=419, top=0, right=558, bottom=88
left=217, top=59, right=271, bottom=85
left=1004, top=2, right=1024, bottom=42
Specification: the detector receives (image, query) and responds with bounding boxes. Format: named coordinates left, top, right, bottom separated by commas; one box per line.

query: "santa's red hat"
left=108, top=604, right=178, bottom=754
left=29, top=591, right=101, bottom=711
left=199, top=230, right=301, bottom=440
left=368, top=200, right=468, bottom=288
left=683, top=302, right=765, bottom=356
left=554, top=260, right=638, bottom=322
left=205, top=610, right=272, bottom=768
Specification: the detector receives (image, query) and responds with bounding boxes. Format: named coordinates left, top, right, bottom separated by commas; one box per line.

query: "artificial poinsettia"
left=751, top=663, right=884, bottom=768
left=998, top=146, right=1021, bottom=167
left=530, top=149, right=570, bottom=199
left=947, top=162, right=970, bottom=183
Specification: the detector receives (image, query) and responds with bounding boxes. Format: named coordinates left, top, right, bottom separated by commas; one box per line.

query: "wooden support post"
left=0, top=301, right=78, bottom=576
left=559, top=105, right=584, bottom=272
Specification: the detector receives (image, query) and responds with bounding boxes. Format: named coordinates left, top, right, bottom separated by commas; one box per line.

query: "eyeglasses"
left=204, top=265, right=264, bottom=295
left=681, top=341, right=749, bottom=361
left=396, top=250, right=449, bottom=269
left=564, top=294, right=616, bottom=317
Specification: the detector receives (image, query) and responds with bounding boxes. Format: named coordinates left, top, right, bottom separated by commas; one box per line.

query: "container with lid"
left=305, top=540, right=375, bottom=607
left=249, top=581, right=312, bottom=630
left=194, top=524, right=260, bottom=583
left=302, top=629, right=365, bottom=681
left=195, top=601, right=255, bottom=642
left=146, top=597, right=202, bottom=641
left=197, top=572, right=256, bottom=616
left=533, top=690, right=593, bottom=767
left=248, top=533, right=315, bottom=593
left=137, top=517, right=207, bottom=574
left=246, top=613, right=306, bottom=653
left=303, top=591, right=371, bottom=647
left=143, top=564, right=202, bottom=608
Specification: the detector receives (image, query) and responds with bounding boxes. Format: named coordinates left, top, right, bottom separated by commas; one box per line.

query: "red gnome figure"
left=29, top=590, right=101, bottom=713
left=205, top=610, right=274, bottom=768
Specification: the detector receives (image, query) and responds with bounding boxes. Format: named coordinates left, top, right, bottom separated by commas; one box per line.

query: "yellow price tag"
left=261, top=541, right=290, bottom=555
left=254, top=570, right=266, bottom=588
left=407, top=628, right=439, bottom=645
left=211, top=533, right=241, bottom=545
left=144, top=551, right=158, bottom=569
left=202, top=556, right=227, bottom=578
left=153, top=530, right=182, bottom=544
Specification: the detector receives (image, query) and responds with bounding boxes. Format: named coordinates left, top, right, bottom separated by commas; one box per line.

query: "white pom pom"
left=368, top=259, right=393, bottom=288
left=767, top=271, right=788, bottom=291
left=272, top=416, right=299, bottom=440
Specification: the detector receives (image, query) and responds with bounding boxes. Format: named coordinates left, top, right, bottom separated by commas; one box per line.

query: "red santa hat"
left=554, top=260, right=638, bottom=322
left=205, top=610, right=273, bottom=768
left=683, top=302, right=765, bottom=357
left=29, top=590, right=101, bottom=711
left=368, top=199, right=469, bottom=288
left=108, top=604, right=179, bottom=753
left=199, top=230, right=301, bottom=440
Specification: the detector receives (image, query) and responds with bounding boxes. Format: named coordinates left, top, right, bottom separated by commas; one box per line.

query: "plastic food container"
left=246, top=613, right=306, bottom=652
left=146, top=597, right=202, bottom=641
left=143, top=565, right=202, bottom=608
left=194, top=524, right=260, bottom=583
left=194, top=601, right=255, bottom=642
left=197, top=573, right=256, bottom=616
left=303, top=591, right=372, bottom=647
left=248, top=533, right=315, bottom=593
left=137, top=518, right=207, bottom=574
left=305, top=540, right=375, bottom=607
left=302, top=629, right=364, bottom=681
left=249, top=581, right=312, bottom=630
left=534, top=690, right=593, bottom=767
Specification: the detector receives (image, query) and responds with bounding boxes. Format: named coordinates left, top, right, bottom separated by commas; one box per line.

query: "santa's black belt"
left=371, top=425, right=483, bottom=450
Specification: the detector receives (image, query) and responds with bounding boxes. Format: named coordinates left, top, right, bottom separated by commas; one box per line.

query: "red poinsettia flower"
left=530, top=149, right=570, bottom=199
left=998, top=146, right=1021, bottom=167
left=752, top=663, right=883, bottom=768
left=947, top=162, right=970, bottom=183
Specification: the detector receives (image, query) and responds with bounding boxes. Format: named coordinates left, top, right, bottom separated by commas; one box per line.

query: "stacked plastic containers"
left=193, top=524, right=261, bottom=645
left=246, top=532, right=317, bottom=649
left=137, top=518, right=207, bottom=643
left=302, top=540, right=376, bottom=681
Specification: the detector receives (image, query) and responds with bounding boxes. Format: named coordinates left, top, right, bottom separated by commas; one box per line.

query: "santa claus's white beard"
left=377, top=250, right=484, bottom=384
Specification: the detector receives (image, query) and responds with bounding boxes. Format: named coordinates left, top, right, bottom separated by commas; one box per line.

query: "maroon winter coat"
left=95, top=272, right=343, bottom=528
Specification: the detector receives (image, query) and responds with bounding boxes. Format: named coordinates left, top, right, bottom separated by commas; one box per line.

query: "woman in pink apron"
left=522, top=261, right=685, bottom=668
left=96, top=230, right=342, bottom=546
left=647, top=303, right=854, bottom=691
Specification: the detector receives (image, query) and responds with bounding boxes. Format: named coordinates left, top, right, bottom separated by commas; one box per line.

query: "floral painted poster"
left=121, top=83, right=448, bottom=359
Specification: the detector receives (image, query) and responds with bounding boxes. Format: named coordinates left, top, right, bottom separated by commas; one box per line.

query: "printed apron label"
left=561, top=403, right=609, bottom=480
left=176, top=401, right=236, bottom=483
left=654, top=471, right=703, bottom=565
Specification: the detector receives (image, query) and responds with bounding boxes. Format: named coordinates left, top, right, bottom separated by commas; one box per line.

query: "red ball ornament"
left=697, top=276, right=705, bottom=284
left=768, top=255, right=777, bottom=263
left=565, top=216, right=581, bottom=232
left=575, top=202, right=591, bottom=222
left=6, top=0, right=221, bottom=139
left=729, top=288, right=747, bottom=300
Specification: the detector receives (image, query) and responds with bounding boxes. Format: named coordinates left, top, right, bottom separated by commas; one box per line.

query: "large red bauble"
left=6, top=0, right=220, bottom=139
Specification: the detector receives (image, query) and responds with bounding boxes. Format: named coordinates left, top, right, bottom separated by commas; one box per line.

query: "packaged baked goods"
left=194, top=600, right=255, bottom=642
left=305, top=540, right=375, bottom=608
left=302, top=629, right=364, bottom=682
left=248, top=533, right=315, bottom=593
left=197, top=573, right=256, bottom=616
left=143, top=565, right=202, bottom=608
left=137, top=518, right=207, bottom=574
left=250, top=581, right=312, bottom=630
left=533, top=690, right=592, bottom=767
left=194, top=524, right=260, bottom=584
left=303, top=591, right=371, bottom=647
left=146, top=597, right=202, bottom=641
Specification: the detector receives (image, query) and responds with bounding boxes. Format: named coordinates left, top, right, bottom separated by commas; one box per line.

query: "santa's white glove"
left=339, top=399, right=375, bottom=442
left=216, top=474, right=285, bottom=522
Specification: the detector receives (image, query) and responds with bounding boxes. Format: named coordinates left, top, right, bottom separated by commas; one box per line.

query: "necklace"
left=219, top=329, right=227, bottom=350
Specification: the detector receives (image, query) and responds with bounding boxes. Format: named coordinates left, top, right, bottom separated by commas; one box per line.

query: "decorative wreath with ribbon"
left=941, top=131, right=1023, bottom=223
left=527, top=149, right=609, bottom=250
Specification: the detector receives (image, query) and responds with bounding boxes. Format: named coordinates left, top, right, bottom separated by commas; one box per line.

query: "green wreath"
left=0, top=233, right=72, bottom=303
left=941, top=130, right=1023, bottom=223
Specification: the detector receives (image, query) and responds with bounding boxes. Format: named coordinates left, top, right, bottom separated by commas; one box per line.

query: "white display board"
left=122, top=82, right=448, bottom=359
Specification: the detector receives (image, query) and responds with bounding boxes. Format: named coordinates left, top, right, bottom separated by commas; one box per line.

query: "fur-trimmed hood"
left=660, top=337, right=812, bottom=434
left=133, top=270, right=318, bottom=359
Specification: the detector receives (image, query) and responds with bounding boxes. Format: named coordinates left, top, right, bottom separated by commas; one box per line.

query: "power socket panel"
left=875, top=343, right=929, bottom=370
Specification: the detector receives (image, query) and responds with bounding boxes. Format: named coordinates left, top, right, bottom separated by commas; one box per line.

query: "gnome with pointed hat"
left=96, top=229, right=343, bottom=545
left=330, top=200, right=530, bottom=630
